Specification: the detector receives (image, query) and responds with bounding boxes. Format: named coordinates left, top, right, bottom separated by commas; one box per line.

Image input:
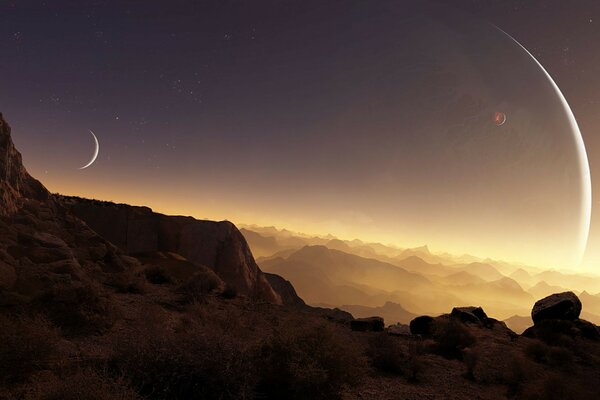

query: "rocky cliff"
left=0, top=113, right=137, bottom=316
left=0, top=112, right=285, bottom=307
left=58, top=196, right=283, bottom=303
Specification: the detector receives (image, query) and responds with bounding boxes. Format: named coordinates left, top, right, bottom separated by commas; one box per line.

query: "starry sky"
left=1, top=0, right=600, bottom=271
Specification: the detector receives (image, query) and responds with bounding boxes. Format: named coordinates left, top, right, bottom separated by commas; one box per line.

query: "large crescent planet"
left=201, top=2, right=591, bottom=269
left=78, top=130, right=99, bottom=170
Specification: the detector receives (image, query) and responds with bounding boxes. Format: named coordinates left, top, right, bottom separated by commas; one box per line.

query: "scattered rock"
left=351, top=316, right=384, bottom=332
left=410, top=315, right=435, bottom=336
left=531, top=291, right=582, bottom=324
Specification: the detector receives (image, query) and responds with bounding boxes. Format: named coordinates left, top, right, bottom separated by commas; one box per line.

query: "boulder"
left=451, top=306, right=488, bottom=324
left=531, top=291, right=581, bottom=324
left=351, top=316, right=384, bottom=332
left=410, top=315, right=435, bottom=336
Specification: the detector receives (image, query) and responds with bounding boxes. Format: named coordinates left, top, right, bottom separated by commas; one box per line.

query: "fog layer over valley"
left=244, top=226, right=600, bottom=332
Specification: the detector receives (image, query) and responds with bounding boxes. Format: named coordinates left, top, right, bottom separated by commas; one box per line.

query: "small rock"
left=531, top=292, right=581, bottom=324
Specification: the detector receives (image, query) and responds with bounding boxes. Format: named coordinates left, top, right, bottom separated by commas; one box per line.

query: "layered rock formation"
left=58, top=197, right=283, bottom=304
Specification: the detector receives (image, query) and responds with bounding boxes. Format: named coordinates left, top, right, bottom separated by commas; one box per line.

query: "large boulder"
left=531, top=291, right=582, bottom=324
left=410, top=315, right=436, bottom=336
left=351, top=316, right=384, bottom=332
left=451, top=306, right=488, bottom=324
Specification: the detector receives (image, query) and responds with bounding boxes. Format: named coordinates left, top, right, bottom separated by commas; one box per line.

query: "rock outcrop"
left=531, top=291, right=582, bottom=324
left=58, top=197, right=283, bottom=304
left=451, top=306, right=489, bottom=324
left=0, top=113, right=137, bottom=331
left=524, top=292, right=599, bottom=340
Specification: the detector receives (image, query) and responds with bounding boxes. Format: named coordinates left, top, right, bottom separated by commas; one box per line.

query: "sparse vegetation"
left=143, top=265, right=174, bottom=284
left=0, top=315, right=61, bottom=384
left=432, top=319, right=476, bottom=359
left=366, top=333, right=405, bottom=375
left=33, top=284, right=118, bottom=336
left=176, top=269, right=222, bottom=303
left=257, top=323, right=366, bottom=399
left=221, top=284, right=238, bottom=299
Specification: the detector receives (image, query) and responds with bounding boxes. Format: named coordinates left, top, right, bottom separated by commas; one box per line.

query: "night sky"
left=1, top=0, right=600, bottom=271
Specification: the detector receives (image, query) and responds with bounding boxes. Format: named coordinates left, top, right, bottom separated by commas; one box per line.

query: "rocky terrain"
left=1, top=112, right=599, bottom=400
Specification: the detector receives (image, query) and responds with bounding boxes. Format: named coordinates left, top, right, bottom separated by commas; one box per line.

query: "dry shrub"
left=521, top=373, right=590, bottom=400
left=432, top=320, right=476, bottom=359
left=176, top=269, right=222, bottom=303
left=366, top=333, right=405, bottom=375
left=463, top=347, right=479, bottom=381
left=24, top=369, right=140, bottom=400
left=143, top=266, right=173, bottom=284
left=525, top=340, right=574, bottom=368
left=501, top=353, right=530, bottom=397
left=256, top=322, right=367, bottom=399
left=220, top=284, right=237, bottom=299
left=0, top=314, right=61, bottom=384
left=530, top=320, right=575, bottom=347
left=106, top=272, right=147, bottom=294
left=110, top=320, right=255, bottom=400
left=406, top=339, right=424, bottom=382
left=34, top=284, right=118, bottom=336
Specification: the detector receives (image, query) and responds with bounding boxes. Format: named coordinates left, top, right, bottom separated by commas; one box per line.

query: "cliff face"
left=0, top=113, right=48, bottom=215
left=0, top=113, right=136, bottom=306
left=0, top=112, right=286, bottom=307
left=58, top=197, right=282, bottom=303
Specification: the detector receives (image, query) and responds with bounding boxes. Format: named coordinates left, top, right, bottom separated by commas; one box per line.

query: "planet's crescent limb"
left=79, top=130, right=99, bottom=170
left=494, top=25, right=592, bottom=266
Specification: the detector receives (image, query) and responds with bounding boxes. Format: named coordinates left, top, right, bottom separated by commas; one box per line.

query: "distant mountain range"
left=243, top=225, right=600, bottom=322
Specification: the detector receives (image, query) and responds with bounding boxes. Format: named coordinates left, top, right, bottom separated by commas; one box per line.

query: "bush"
left=463, top=347, right=479, bottom=381
left=366, top=333, right=405, bottom=375
left=0, top=314, right=61, bottom=384
left=143, top=266, right=173, bottom=284
left=34, top=285, right=117, bottom=336
left=406, top=339, right=424, bottom=383
left=432, top=320, right=476, bottom=359
left=111, top=323, right=255, bottom=400
left=502, top=354, right=529, bottom=397
left=256, top=323, right=366, bottom=399
left=221, top=284, right=237, bottom=299
left=525, top=341, right=551, bottom=363
left=25, top=369, right=141, bottom=400
left=106, top=272, right=146, bottom=294
left=176, top=269, right=222, bottom=303
left=525, top=340, right=574, bottom=368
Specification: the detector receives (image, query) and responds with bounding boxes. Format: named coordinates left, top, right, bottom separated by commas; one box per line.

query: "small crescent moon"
left=79, top=130, right=99, bottom=170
